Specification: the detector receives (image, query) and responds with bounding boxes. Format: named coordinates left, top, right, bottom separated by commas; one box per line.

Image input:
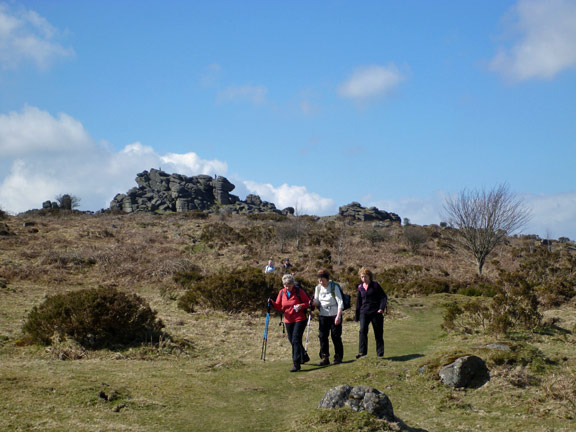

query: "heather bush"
left=200, top=222, right=245, bottom=246
left=22, top=286, right=165, bottom=349
left=442, top=273, right=542, bottom=336
left=173, top=264, right=204, bottom=288
left=181, top=210, right=209, bottom=219
left=361, top=226, right=388, bottom=246
left=315, top=248, right=332, bottom=269
left=517, top=248, right=576, bottom=307
left=246, top=213, right=286, bottom=222
left=455, top=279, right=499, bottom=297
left=177, top=267, right=279, bottom=313
left=403, top=225, right=429, bottom=252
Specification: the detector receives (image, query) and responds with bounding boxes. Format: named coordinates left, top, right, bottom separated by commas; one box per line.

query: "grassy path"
left=1, top=296, right=444, bottom=432
left=3, top=296, right=574, bottom=431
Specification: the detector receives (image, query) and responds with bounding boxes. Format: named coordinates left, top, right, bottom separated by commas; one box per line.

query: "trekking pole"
left=304, top=309, right=312, bottom=352
left=261, top=302, right=271, bottom=361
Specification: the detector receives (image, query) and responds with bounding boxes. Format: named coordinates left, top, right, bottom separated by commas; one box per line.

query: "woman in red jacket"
left=269, top=274, right=311, bottom=372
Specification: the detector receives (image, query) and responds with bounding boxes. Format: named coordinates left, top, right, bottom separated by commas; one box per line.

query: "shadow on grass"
left=396, top=417, right=429, bottom=432
left=386, top=354, right=424, bottom=362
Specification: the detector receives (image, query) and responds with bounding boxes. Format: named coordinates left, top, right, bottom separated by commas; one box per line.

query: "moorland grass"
left=1, top=212, right=576, bottom=431
left=2, top=294, right=575, bottom=432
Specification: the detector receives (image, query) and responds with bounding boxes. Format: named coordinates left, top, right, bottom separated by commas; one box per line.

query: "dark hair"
left=317, top=269, right=330, bottom=279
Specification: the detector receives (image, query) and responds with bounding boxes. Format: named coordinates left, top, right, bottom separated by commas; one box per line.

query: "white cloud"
left=0, top=106, right=334, bottom=218
left=370, top=190, right=576, bottom=241
left=0, top=107, right=228, bottom=213
left=0, top=106, right=92, bottom=157
left=0, top=3, right=73, bottom=70
left=368, top=193, right=445, bottom=227
left=490, top=0, right=576, bottom=81
left=338, top=64, right=405, bottom=102
left=217, top=85, right=268, bottom=105
left=523, top=191, right=576, bottom=239
left=161, top=152, right=227, bottom=176
left=243, top=180, right=335, bottom=215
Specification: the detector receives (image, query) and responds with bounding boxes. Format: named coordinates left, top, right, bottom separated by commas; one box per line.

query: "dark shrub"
left=173, top=264, right=204, bottom=289
left=315, top=249, right=332, bottom=266
left=246, top=213, right=286, bottom=222
left=456, top=280, right=499, bottom=297
left=361, top=227, right=388, bottom=246
left=200, top=222, right=245, bottom=245
left=406, top=277, right=451, bottom=295
left=23, top=287, right=164, bottom=349
left=403, top=225, right=429, bottom=252
left=442, top=273, right=542, bottom=336
left=182, top=210, right=209, bottom=219
left=178, top=267, right=280, bottom=313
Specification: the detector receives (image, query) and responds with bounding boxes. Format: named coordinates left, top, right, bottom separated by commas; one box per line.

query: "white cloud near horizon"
left=0, top=106, right=335, bottom=217
left=490, top=0, right=576, bottom=81
left=522, top=191, right=576, bottom=239
left=338, top=64, right=406, bottom=102
left=0, top=106, right=92, bottom=157
left=369, top=191, right=576, bottom=241
left=242, top=181, right=336, bottom=216
left=0, top=107, right=229, bottom=212
left=0, top=2, right=73, bottom=70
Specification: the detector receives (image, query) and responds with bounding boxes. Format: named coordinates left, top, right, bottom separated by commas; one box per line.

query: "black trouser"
left=318, top=315, right=343, bottom=361
left=285, top=320, right=307, bottom=364
left=358, top=312, right=384, bottom=357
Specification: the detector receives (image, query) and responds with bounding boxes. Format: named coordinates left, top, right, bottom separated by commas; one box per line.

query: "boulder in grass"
left=438, top=355, right=490, bottom=388
left=318, top=384, right=395, bottom=421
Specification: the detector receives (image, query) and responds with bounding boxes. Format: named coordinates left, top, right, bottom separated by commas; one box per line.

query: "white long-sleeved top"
left=314, top=281, right=343, bottom=317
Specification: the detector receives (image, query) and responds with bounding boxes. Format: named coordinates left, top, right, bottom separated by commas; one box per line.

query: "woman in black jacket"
left=354, top=267, right=387, bottom=358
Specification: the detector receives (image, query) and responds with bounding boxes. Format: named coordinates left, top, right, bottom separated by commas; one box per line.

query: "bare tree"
left=403, top=225, right=428, bottom=253
left=292, top=203, right=309, bottom=250
left=334, top=222, right=349, bottom=265
left=276, top=221, right=297, bottom=253
left=55, top=194, right=81, bottom=210
left=443, top=184, right=531, bottom=275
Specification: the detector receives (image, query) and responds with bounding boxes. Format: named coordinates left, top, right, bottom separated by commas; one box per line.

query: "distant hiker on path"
left=282, top=258, right=293, bottom=271
left=354, top=267, right=387, bottom=359
left=268, top=274, right=311, bottom=372
left=264, top=259, right=275, bottom=273
left=313, top=269, right=344, bottom=366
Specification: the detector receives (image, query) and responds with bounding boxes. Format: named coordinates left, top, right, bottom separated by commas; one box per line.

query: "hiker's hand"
left=293, top=304, right=301, bottom=312
left=377, top=309, right=383, bottom=314
left=335, top=315, right=342, bottom=325
left=267, top=298, right=273, bottom=305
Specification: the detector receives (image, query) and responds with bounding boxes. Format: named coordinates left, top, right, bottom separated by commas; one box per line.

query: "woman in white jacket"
left=313, top=269, right=344, bottom=366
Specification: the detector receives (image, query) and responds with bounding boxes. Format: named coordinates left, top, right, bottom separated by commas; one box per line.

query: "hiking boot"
left=355, top=354, right=366, bottom=359
left=302, top=351, right=310, bottom=364
left=317, top=357, right=330, bottom=366
left=290, top=362, right=301, bottom=372
left=333, top=357, right=342, bottom=365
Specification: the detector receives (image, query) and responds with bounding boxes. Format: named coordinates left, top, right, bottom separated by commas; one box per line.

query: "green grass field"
left=2, top=292, right=574, bottom=432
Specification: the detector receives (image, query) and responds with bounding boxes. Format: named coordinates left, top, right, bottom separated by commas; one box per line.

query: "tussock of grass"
left=289, top=408, right=398, bottom=432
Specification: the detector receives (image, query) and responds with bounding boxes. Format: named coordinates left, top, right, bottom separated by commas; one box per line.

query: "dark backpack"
left=329, top=281, right=351, bottom=310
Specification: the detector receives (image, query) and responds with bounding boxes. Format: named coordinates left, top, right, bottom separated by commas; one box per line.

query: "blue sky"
left=1, top=0, right=575, bottom=239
